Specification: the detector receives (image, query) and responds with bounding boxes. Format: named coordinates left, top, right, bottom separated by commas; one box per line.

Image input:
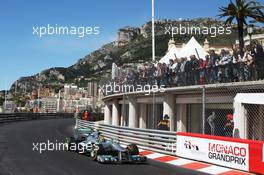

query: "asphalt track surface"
left=0, top=118, right=208, bottom=175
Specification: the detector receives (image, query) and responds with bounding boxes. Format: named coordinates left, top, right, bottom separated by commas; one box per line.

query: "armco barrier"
left=0, top=113, right=74, bottom=123
left=76, top=119, right=263, bottom=174
left=176, top=132, right=264, bottom=175
left=76, top=119, right=177, bottom=155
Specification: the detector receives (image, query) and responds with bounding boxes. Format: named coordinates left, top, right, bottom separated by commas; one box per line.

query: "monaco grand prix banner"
left=177, top=134, right=249, bottom=171
left=176, top=132, right=264, bottom=174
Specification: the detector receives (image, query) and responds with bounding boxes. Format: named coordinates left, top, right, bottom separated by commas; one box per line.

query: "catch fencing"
left=186, top=81, right=264, bottom=141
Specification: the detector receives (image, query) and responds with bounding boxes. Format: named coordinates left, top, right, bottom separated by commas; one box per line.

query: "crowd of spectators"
left=112, top=41, right=264, bottom=89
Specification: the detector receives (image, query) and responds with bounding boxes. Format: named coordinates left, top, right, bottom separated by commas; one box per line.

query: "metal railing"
left=0, top=113, right=74, bottom=123
left=76, top=118, right=177, bottom=155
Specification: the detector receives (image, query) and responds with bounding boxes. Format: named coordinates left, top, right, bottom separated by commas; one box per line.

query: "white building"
left=236, top=33, right=264, bottom=47
left=41, top=98, right=57, bottom=113
left=3, top=101, right=16, bottom=113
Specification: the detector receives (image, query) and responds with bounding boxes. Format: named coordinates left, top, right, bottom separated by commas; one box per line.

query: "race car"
left=90, top=140, right=147, bottom=164
left=73, top=127, right=94, bottom=141
left=76, top=131, right=102, bottom=155
left=67, top=131, right=101, bottom=155
left=66, top=127, right=96, bottom=152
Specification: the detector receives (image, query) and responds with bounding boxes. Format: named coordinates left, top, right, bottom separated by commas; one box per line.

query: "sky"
left=0, top=0, right=261, bottom=90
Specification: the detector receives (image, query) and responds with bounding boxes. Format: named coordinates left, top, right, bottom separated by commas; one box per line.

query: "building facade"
left=41, top=98, right=57, bottom=113
left=103, top=81, right=264, bottom=141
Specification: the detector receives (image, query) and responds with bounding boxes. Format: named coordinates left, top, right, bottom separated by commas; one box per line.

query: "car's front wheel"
left=127, top=144, right=139, bottom=155
left=90, top=149, right=97, bottom=161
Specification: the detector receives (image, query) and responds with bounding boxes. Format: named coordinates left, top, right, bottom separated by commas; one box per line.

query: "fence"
left=76, top=118, right=177, bottom=155
left=199, top=81, right=264, bottom=141
left=160, top=81, right=264, bottom=141
left=0, top=113, right=74, bottom=123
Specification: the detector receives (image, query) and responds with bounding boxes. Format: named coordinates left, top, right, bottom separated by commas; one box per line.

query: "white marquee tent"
left=159, top=37, right=208, bottom=64
left=178, top=36, right=208, bottom=60
left=159, top=45, right=180, bottom=64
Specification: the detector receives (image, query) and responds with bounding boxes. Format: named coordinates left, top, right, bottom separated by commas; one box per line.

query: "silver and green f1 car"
left=67, top=128, right=101, bottom=154
left=90, top=140, right=147, bottom=164
left=72, top=127, right=94, bottom=142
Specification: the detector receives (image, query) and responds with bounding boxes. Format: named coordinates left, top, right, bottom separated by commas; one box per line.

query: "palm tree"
left=219, top=0, right=264, bottom=54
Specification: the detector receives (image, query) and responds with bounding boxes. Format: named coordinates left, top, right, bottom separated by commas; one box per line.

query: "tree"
left=219, top=0, right=264, bottom=54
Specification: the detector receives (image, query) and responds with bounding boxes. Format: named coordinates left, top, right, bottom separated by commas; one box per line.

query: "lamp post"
left=152, top=0, right=155, bottom=62
left=4, top=89, right=7, bottom=113
left=247, top=25, right=254, bottom=44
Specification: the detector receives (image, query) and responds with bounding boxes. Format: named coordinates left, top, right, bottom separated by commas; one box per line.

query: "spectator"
left=205, top=55, right=211, bottom=84
left=174, top=59, right=181, bottom=86
left=84, top=111, right=89, bottom=121
left=138, top=68, right=144, bottom=85
left=243, top=45, right=254, bottom=81
left=209, top=50, right=220, bottom=83
left=179, top=57, right=187, bottom=86
left=155, top=63, right=163, bottom=86
left=142, top=64, right=148, bottom=84
left=199, top=56, right=208, bottom=85
left=147, top=64, right=156, bottom=85
left=157, top=114, right=170, bottom=131
left=190, top=55, right=200, bottom=85
left=162, top=63, right=169, bottom=86
left=207, top=111, right=216, bottom=135
left=232, top=45, right=244, bottom=82
left=167, top=59, right=175, bottom=86
left=251, top=40, right=264, bottom=80
left=185, top=57, right=193, bottom=85
left=224, top=114, right=234, bottom=137
left=108, top=42, right=264, bottom=95
left=225, top=50, right=233, bottom=82
left=219, top=49, right=232, bottom=83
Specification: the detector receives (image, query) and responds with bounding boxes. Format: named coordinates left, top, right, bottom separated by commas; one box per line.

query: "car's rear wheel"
left=91, top=144, right=104, bottom=161
left=118, top=151, right=130, bottom=164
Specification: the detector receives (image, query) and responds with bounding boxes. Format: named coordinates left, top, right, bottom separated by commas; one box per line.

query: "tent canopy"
left=159, top=45, right=180, bottom=64
left=178, top=36, right=208, bottom=60
left=159, top=37, right=208, bottom=64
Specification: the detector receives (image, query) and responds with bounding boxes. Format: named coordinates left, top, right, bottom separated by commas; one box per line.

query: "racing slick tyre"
left=127, top=144, right=139, bottom=155
left=91, top=144, right=104, bottom=161
left=117, top=151, right=130, bottom=164
left=90, top=149, right=97, bottom=161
